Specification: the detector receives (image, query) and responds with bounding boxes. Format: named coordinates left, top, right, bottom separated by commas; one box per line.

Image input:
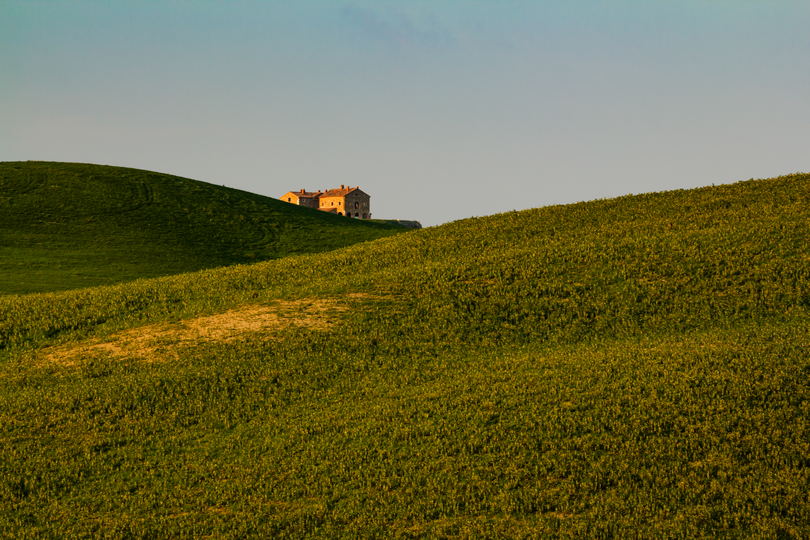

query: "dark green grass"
left=0, top=174, right=808, bottom=537
left=0, top=161, right=405, bottom=294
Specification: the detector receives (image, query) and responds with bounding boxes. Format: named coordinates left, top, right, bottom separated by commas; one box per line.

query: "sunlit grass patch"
left=38, top=298, right=357, bottom=366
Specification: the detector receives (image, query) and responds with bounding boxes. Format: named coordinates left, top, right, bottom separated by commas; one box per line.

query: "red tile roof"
left=319, top=186, right=360, bottom=197
left=281, top=190, right=321, bottom=198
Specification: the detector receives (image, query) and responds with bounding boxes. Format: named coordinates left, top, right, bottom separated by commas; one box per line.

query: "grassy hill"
left=0, top=161, right=405, bottom=294
left=0, top=173, right=808, bottom=537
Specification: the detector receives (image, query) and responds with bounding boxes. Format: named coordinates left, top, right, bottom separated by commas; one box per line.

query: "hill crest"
left=0, top=161, right=406, bottom=294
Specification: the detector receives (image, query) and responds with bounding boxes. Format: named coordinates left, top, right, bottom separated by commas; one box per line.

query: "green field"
left=0, top=161, right=405, bottom=295
left=1, top=172, right=808, bottom=537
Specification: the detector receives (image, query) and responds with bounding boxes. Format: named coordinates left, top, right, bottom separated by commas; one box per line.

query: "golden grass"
left=41, top=298, right=350, bottom=365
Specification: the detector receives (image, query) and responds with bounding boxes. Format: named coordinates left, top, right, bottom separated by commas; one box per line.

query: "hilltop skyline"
left=2, top=0, right=809, bottom=226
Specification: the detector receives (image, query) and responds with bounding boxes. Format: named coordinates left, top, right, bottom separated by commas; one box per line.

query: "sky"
left=2, top=0, right=809, bottom=226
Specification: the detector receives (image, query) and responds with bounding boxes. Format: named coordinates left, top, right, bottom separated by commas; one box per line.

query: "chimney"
left=300, top=188, right=305, bottom=193
left=340, top=184, right=345, bottom=189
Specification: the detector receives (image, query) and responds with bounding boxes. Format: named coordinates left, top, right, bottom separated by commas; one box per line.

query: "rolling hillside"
left=0, top=161, right=405, bottom=294
left=0, top=174, right=808, bottom=537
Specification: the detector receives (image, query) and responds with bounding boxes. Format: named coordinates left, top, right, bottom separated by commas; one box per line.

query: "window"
left=287, top=197, right=291, bottom=202
left=355, top=201, right=359, bottom=209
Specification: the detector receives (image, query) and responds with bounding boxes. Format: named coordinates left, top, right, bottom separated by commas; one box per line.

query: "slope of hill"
left=0, top=161, right=405, bottom=294
left=0, top=174, right=808, bottom=537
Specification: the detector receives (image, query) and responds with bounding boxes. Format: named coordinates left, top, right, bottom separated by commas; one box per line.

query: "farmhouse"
left=280, top=185, right=371, bottom=219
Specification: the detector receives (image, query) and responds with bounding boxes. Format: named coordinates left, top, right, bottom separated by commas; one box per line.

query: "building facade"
left=280, top=189, right=321, bottom=209
left=280, top=185, right=371, bottom=219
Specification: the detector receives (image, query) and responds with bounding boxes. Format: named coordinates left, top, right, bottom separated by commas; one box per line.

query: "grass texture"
left=0, top=161, right=404, bottom=294
left=0, top=173, right=808, bottom=537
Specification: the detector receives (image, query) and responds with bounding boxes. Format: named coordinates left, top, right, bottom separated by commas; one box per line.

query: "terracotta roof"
left=319, top=186, right=363, bottom=198
left=281, top=189, right=324, bottom=198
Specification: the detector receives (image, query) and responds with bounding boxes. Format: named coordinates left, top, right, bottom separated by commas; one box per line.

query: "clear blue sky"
left=2, top=1, right=808, bottom=225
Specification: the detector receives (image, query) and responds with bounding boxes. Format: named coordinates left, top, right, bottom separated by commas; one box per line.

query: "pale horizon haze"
left=2, top=1, right=808, bottom=226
